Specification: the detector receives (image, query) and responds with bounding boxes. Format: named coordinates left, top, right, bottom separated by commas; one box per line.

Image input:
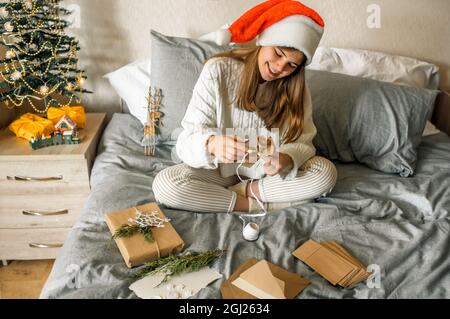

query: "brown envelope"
left=105, top=202, right=185, bottom=268
left=221, top=259, right=310, bottom=299
left=294, top=239, right=371, bottom=288
left=322, top=241, right=372, bottom=287
left=292, top=239, right=356, bottom=285
left=232, top=260, right=286, bottom=299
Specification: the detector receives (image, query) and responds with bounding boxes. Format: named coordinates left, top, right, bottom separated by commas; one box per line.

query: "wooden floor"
left=0, top=260, right=54, bottom=299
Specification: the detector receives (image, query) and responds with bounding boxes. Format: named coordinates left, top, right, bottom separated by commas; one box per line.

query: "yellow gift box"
left=47, top=106, right=86, bottom=129
left=9, top=113, right=55, bottom=142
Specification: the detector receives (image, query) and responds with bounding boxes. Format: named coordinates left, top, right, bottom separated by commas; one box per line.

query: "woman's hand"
left=207, top=135, right=249, bottom=163
left=261, top=152, right=294, bottom=176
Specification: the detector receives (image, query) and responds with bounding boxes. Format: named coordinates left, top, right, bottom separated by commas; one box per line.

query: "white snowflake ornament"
left=128, top=208, right=170, bottom=228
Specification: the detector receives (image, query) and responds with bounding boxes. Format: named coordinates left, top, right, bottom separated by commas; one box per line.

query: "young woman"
left=153, top=0, right=337, bottom=214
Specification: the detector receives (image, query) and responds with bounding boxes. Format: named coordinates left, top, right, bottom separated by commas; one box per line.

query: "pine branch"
left=112, top=224, right=155, bottom=243
left=133, top=249, right=226, bottom=286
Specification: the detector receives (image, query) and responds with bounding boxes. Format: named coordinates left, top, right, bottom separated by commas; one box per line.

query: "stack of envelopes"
left=292, top=239, right=372, bottom=288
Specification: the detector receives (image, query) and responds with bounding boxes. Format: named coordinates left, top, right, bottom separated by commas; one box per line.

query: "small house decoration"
left=55, top=115, right=77, bottom=133
left=30, top=115, right=81, bottom=150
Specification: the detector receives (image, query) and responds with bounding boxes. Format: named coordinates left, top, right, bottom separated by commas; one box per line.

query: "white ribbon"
left=232, top=151, right=267, bottom=241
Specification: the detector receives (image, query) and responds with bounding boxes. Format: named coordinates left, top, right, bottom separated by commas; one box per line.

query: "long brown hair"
left=204, top=45, right=307, bottom=144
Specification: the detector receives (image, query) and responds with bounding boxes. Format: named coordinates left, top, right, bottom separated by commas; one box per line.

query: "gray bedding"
left=40, top=113, right=450, bottom=299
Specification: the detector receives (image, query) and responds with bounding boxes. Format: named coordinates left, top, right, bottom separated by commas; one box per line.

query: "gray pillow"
left=150, top=29, right=235, bottom=145
left=305, top=69, right=439, bottom=177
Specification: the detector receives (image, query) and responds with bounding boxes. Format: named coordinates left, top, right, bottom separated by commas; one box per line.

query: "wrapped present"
left=47, top=106, right=86, bottom=129
left=105, top=203, right=185, bottom=268
left=243, top=135, right=275, bottom=165
left=9, top=113, right=55, bottom=142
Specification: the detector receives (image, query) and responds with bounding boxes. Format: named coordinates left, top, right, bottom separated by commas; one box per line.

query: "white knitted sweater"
left=175, top=57, right=317, bottom=180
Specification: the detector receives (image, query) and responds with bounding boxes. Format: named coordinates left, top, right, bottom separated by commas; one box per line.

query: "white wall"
left=2, top=0, right=450, bottom=126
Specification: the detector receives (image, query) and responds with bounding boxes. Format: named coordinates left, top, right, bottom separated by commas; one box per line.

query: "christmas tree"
left=0, top=0, right=90, bottom=114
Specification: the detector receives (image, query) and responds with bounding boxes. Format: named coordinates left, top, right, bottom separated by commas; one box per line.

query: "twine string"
left=133, top=207, right=167, bottom=258
left=233, top=150, right=267, bottom=232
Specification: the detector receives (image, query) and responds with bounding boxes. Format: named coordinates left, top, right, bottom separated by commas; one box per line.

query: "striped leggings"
left=152, top=156, right=337, bottom=213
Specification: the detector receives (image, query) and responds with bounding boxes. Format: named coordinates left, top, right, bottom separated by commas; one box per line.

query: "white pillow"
left=308, top=46, right=440, bottom=89
left=104, top=59, right=151, bottom=125
left=307, top=47, right=441, bottom=136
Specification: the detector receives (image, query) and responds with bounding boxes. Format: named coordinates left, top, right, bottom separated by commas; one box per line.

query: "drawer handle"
left=29, top=243, right=64, bottom=248
left=23, top=209, right=69, bottom=216
left=7, top=175, right=63, bottom=182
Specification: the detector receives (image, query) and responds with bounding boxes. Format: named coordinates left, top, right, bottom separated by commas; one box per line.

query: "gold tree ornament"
left=0, top=7, right=9, bottom=18
left=142, top=86, right=163, bottom=156
left=4, top=21, right=13, bottom=32
left=0, top=0, right=92, bottom=114
left=39, top=85, right=49, bottom=95
left=5, top=50, right=15, bottom=59
left=10, top=70, right=22, bottom=80
left=24, top=0, right=33, bottom=11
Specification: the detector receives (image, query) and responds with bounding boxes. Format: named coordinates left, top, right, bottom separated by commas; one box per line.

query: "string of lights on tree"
left=0, top=0, right=91, bottom=114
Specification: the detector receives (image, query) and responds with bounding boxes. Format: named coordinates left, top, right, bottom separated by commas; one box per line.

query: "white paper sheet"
left=129, top=267, right=222, bottom=299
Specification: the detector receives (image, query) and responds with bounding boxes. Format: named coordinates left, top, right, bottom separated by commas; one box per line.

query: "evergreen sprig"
left=134, top=249, right=226, bottom=286
left=112, top=224, right=154, bottom=243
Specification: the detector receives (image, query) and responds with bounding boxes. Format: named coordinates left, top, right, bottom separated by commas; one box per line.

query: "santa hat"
left=199, top=0, right=325, bottom=65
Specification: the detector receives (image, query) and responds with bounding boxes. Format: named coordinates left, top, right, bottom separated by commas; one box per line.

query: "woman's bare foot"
left=233, top=194, right=249, bottom=212
left=246, top=180, right=262, bottom=201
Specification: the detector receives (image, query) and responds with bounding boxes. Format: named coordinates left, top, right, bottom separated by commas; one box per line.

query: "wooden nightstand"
left=0, top=113, right=106, bottom=264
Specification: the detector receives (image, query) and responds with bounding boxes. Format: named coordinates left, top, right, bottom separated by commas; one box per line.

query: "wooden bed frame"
left=432, top=90, right=450, bottom=136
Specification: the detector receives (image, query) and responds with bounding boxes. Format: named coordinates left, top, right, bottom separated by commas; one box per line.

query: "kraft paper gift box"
left=105, top=202, right=185, bottom=268
left=243, top=135, right=275, bottom=165
left=221, top=259, right=310, bottom=299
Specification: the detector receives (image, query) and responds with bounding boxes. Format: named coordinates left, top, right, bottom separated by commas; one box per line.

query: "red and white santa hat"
left=199, top=0, right=325, bottom=65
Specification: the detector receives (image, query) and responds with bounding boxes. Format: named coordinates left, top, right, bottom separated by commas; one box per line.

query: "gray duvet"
left=40, top=114, right=450, bottom=299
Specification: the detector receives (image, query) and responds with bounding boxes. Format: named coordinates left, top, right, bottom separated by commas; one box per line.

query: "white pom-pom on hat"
left=198, top=27, right=232, bottom=46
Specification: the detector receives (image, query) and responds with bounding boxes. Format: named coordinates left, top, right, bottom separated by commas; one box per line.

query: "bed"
left=39, top=107, right=450, bottom=298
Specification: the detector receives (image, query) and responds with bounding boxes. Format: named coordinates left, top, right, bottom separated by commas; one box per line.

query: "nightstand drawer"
left=0, top=228, right=70, bottom=260
left=0, top=159, right=91, bottom=195
left=0, top=195, right=86, bottom=228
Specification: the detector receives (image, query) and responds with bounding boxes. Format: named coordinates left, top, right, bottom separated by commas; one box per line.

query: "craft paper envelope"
left=292, top=239, right=356, bottom=285
left=221, top=259, right=310, bottom=299
left=232, top=260, right=286, bottom=299
left=105, top=202, right=185, bottom=268
left=321, top=241, right=371, bottom=287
